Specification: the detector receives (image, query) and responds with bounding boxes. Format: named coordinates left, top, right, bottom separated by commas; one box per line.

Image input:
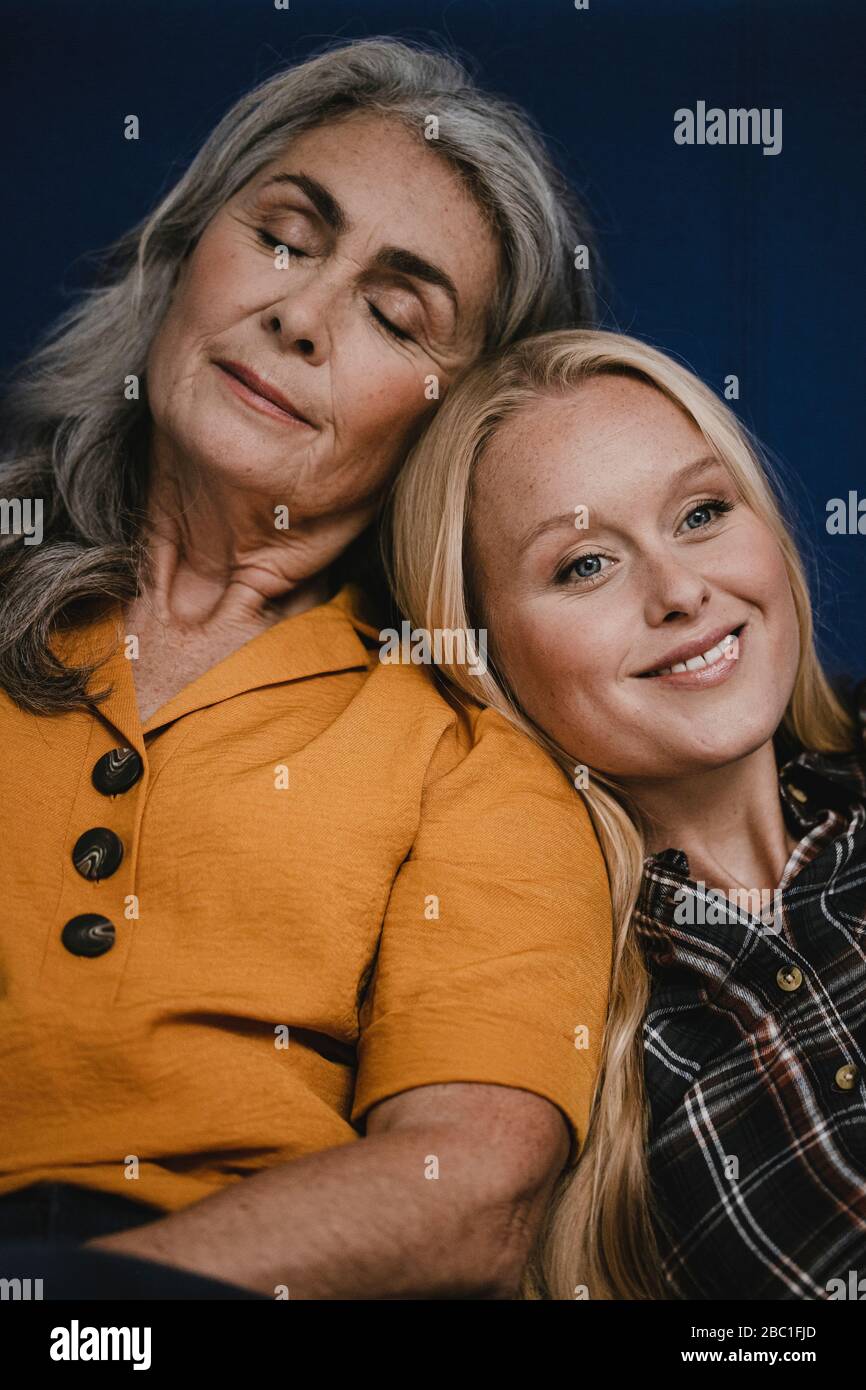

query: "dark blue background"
left=3, top=0, right=863, bottom=676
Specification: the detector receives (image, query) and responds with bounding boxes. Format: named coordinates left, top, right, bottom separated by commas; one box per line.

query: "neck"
left=629, top=738, right=799, bottom=896
left=136, top=442, right=376, bottom=630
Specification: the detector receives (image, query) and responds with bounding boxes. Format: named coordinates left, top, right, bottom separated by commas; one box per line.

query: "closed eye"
left=255, top=229, right=414, bottom=343
left=366, top=302, right=415, bottom=343
left=255, top=228, right=308, bottom=256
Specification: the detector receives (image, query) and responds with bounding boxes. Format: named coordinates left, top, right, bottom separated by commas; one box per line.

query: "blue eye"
left=573, top=556, right=603, bottom=578
left=555, top=553, right=614, bottom=586
left=682, top=498, right=735, bottom=530
left=554, top=497, right=736, bottom=588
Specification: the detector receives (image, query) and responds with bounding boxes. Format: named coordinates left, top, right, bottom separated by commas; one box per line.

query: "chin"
left=686, top=720, right=779, bottom=768
left=615, top=711, right=779, bottom=779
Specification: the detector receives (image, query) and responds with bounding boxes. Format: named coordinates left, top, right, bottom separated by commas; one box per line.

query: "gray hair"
left=0, top=35, right=598, bottom=714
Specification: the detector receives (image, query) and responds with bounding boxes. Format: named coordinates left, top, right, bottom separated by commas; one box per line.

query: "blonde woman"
left=385, top=328, right=866, bottom=1301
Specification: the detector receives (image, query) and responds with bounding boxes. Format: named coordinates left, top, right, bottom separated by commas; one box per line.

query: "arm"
left=90, top=704, right=609, bottom=1298
left=88, top=1080, right=570, bottom=1299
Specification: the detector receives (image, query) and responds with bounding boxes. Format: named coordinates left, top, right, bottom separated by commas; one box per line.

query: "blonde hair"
left=382, top=328, right=856, bottom=1300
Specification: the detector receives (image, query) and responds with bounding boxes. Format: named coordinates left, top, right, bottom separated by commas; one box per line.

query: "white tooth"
left=655, top=633, right=738, bottom=676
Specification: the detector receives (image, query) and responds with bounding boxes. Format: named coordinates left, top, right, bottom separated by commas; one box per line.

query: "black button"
left=656, top=848, right=690, bottom=874
left=92, top=747, right=143, bottom=796
left=61, top=914, right=116, bottom=957
left=72, top=827, right=124, bottom=881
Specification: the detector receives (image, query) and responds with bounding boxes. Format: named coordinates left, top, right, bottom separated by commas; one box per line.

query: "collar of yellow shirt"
left=48, top=582, right=382, bottom=751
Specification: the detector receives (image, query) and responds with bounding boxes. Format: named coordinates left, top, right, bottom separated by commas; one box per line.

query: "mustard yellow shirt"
left=0, top=584, right=613, bottom=1211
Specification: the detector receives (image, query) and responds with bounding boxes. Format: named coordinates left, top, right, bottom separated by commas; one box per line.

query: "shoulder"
left=369, top=657, right=568, bottom=776
left=334, top=591, right=606, bottom=865
left=367, top=657, right=589, bottom=796
left=403, top=679, right=604, bottom=876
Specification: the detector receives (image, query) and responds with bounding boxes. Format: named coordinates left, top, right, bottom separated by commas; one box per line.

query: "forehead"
left=477, top=376, right=707, bottom=512
left=261, top=110, right=431, bottom=162
left=237, top=112, right=500, bottom=278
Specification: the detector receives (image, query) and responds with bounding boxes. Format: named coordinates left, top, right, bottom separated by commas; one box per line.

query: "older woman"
left=0, top=39, right=612, bottom=1299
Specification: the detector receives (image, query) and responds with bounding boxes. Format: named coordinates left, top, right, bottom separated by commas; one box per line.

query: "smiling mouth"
left=638, top=624, right=746, bottom=679
left=214, top=361, right=313, bottom=427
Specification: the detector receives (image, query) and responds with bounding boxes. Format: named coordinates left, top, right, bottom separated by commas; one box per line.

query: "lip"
left=633, top=623, right=747, bottom=690
left=634, top=622, right=746, bottom=678
left=214, top=359, right=314, bottom=427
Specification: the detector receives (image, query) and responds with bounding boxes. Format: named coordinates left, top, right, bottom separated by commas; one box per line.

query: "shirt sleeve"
left=350, top=703, right=613, bottom=1163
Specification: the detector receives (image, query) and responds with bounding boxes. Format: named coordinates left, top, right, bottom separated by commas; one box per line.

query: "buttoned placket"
left=39, top=610, right=150, bottom=1000
left=39, top=589, right=375, bottom=1003
left=642, top=761, right=864, bottom=1102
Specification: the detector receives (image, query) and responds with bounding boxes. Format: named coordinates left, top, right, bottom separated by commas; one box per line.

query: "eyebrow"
left=258, top=171, right=461, bottom=316
left=519, top=453, right=727, bottom=550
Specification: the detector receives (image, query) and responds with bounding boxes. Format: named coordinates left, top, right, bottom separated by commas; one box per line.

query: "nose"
left=640, top=547, right=713, bottom=628
left=260, top=263, right=342, bottom=366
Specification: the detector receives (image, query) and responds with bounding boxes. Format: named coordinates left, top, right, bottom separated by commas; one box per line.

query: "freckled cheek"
left=335, top=361, right=433, bottom=447
left=147, top=287, right=212, bottom=399
left=148, top=321, right=205, bottom=424
left=765, top=555, right=801, bottom=668
left=181, top=270, right=253, bottom=337
left=737, top=530, right=798, bottom=645
left=170, top=234, right=277, bottom=340
left=499, top=619, right=596, bottom=724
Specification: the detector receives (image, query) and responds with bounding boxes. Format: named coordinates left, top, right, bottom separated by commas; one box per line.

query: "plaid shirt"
left=635, top=678, right=866, bottom=1300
